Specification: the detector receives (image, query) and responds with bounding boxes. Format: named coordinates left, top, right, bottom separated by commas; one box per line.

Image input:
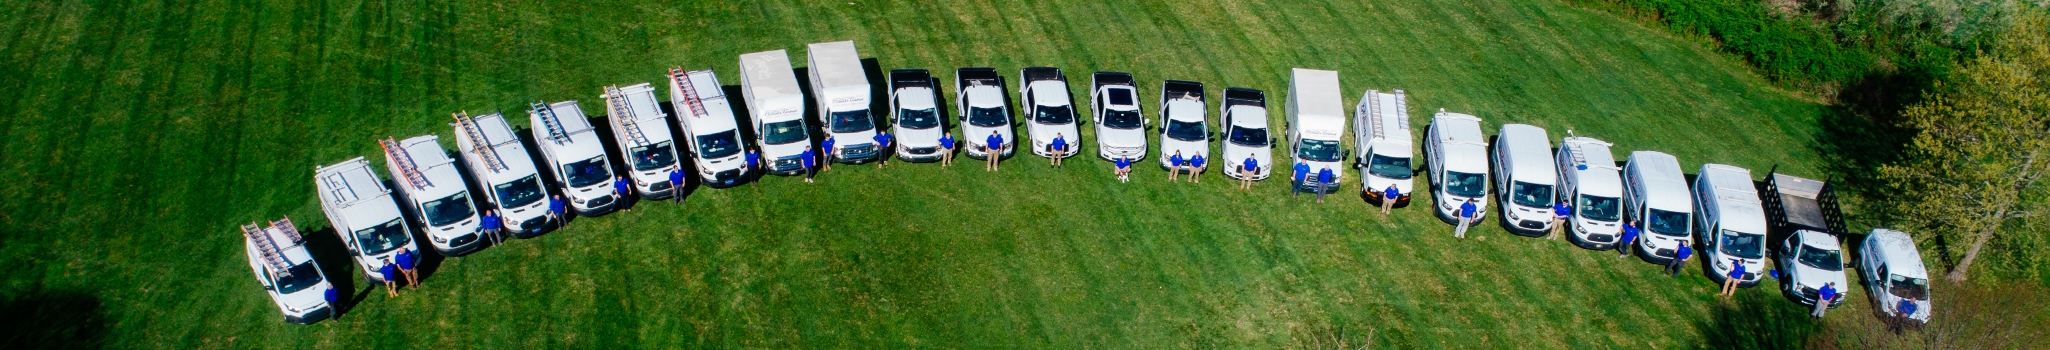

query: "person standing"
left=1812, top=282, right=1839, bottom=319
left=669, top=167, right=686, bottom=203
left=1719, top=258, right=1746, bottom=299
left=1618, top=220, right=1640, bottom=258
left=820, top=134, right=836, bottom=172
left=1549, top=201, right=1572, bottom=240
left=1189, top=154, right=1206, bottom=184
left=874, top=131, right=893, bottom=168
left=746, top=149, right=761, bottom=173
left=1049, top=133, right=1069, bottom=168
left=395, top=248, right=419, bottom=289
left=1239, top=155, right=1258, bottom=192
left=1316, top=167, right=1335, bottom=203
left=479, top=209, right=501, bottom=241
left=1115, top=155, right=1133, bottom=183
left=1892, top=299, right=1918, bottom=333
left=800, top=145, right=817, bottom=184
left=1380, top=184, right=1400, bottom=215
left=379, top=259, right=399, bottom=298
left=1665, top=243, right=1692, bottom=277
left=1455, top=199, right=1477, bottom=238
left=1292, top=161, right=1310, bottom=200
left=939, top=133, right=955, bottom=167
left=985, top=131, right=1004, bottom=172
left=1167, top=151, right=1185, bottom=182
left=548, top=194, right=567, bottom=226
left=612, top=176, right=633, bottom=213
left=323, top=286, right=341, bottom=320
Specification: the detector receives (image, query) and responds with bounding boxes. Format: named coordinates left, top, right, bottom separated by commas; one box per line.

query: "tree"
left=1877, top=10, right=2050, bottom=282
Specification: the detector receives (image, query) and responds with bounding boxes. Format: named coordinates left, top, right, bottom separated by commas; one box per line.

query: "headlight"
left=433, top=235, right=448, bottom=243
left=573, top=197, right=588, bottom=204
left=1716, top=261, right=1728, bottom=269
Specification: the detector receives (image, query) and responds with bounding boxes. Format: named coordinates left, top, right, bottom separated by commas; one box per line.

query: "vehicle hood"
left=1363, top=173, right=1415, bottom=195
left=896, top=125, right=943, bottom=148
left=1220, top=143, right=1272, bottom=172
left=1029, top=121, right=1079, bottom=145
left=1099, top=126, right=1146, bottom=148
left=761, top=140, right=808, bottom=159
left=1791, top=262, right=1849, bottom=291
left=275, top=280, right=333, bottom=314
left=1159, top=138, right=1208, bottom=165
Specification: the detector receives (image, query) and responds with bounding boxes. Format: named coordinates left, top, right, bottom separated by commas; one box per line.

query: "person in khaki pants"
left=1379, top=184, right=1400, bottom=215
left=1238, top=155, right=1258, bottom=192
left=1548, top=201, right=1572, bottom=240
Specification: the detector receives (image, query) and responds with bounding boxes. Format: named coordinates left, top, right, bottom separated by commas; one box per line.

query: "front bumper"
left=429, top=231, right=484, bottom=256
left=1224, top=166, right=1271, bottom=181
left=833, top=144, right=880, bottom=164
left=965, top=144, right=1013, bottom=160
left=1294, top=179, right=1343, bottom=194
left=283, top=306, right=333, bottom=325
left=769, top=156, right=805, bottom=175
left=1097, top=145, right=1147, bottom=162
left=701, top=168, right=744, bottom=188
left=504, top=213, right=554, bottom=238
left=572, top=194, right=617, bottom=216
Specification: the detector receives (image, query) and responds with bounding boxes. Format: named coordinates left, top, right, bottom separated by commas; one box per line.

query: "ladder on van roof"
left=379, top=137, right=433, bottom=189
left=453, top=111, right=506, bottom=172
left=604, top=85, right=651, bottom=146
left=243, top=221, right=295, bottom=276
left=1367, top=90, right=1386, bottom=139
left=670, top=68, right=709, bottom=119
left=532, top=102, right=571, bottom=145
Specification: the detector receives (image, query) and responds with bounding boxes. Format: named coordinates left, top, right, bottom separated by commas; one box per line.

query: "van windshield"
left=830, top=110, right=876, bottom=134
left=629, top=141, right=676, bottom=170
left=1297, top=140, right=1341, bottom=162
left=352, top=219, right=409, bottom=256
left=1446, top=172, right=1486, bottom=198
left=1578, top=195, right=1621, bottom=222
left=898, top=108, right=939, bottom=129
left=562, top=156, right=611, bottom=187
left=1103, top=110, right=1142, bottom=129
left=763, top=120, right=808, bottom=145
left=421, top=193, right=474, bottom=227
left=1798, top=244, right=1843, bottom=271
left=1719, top=230, right=1765, bottom=259
left=1646, top=209, right=1690, bottom=236
left=273, top=262, right=323, bottom=294
left=1035, top=106, right=1074, bottom=125
left=1510, top=182, right=1553, bottom=207
left=1229, top=125, right=1267, bottom=146
left=696, top=130, right=742, bottom=159
left=1889, top=274, right=1929, bottom=300
left=1368, top=155, right=1412, bottom=179
left=494, top=175, right=545, bottom=208
left=968, top=107, right=1008, bottom=127
left=1166, top=120, right=1206, bottom=141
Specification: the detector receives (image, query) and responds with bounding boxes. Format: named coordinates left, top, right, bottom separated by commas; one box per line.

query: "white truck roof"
left=1867, top=229, right=1928, bottom=279
left=604, top=83, right=675, bottom=145
left=1629, top=151, right=1692, bottom=211
left=244, top=218, right=313, bottom=269
left=1699, top=164, right=1767, bottom=234
left=1356, top=90, right=1412, bottom=157
left=455, top=113, right=541, bottom=183
left=1290, top=68, right=1344, bottom=120
left=1561, top=136, right=1622, bottom=196
left=532, top=100, right=608, bottom=162
left=1498, top=124, right=1554, bottom=183
left=740, top=50, right=805, bottom=122
left=1435, top=112, right=1488, bottom=173
left=672, top=69, right=739, bottom=133
left=314, top=157, right=402, bottom=225
left=806, top=41, right=869, bottom=109
left=390, top=135, right=466, bottom=199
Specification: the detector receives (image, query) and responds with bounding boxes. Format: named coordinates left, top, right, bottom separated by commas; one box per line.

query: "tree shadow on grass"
left=0, top=289, right=107, bottom=349
left=1692, top=288, right=1824, bottom=349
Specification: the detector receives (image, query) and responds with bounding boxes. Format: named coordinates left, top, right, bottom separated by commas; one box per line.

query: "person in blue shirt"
left=1455, top=198, right=1478, bottom=238
left=746, top=149, right=761, bottom=173
left=1618, top=220, right=1641, bottom=258
left=323, top=287, right=340, bottom=320
left=1812, top=282, right=1839, bottom=319
left=800, top=145, right=817, bottom=184
left=1550, top=201, right=1573, bottom=240
left=1189, top=154, right=1207, bottom=184
left=379, top=259, right=400, bottom=298
left=820, top=134, right=837, bottom=172
left=1380, top=184, right=1401, bottom=215
left=939, top=133, right=956, bottom=167
left=1167, top=151, right=1186, bottom=182
left=985, top=131, right=1004, bottom=172
left=395, top=248, right=418, bottom=289
left=548, top=194, right=567, bottom=226
left=1238, top=155, right=1258, bottom=192
left=479, top=209, right=502, bottom=241
left=669, top=167, right=686, bottom=203
left=1292, top=161, right=1310, bottom=199
left=1115, top=155, right=1133, bottom=183
left=875, top=131, right=894, bottom=168
left=1316, top=167, right=1335, bottom=203
left=1048, top=133, right=1069, bottom=168
left=612, top=176, right=633, bottom=213
left=1892, top=299, right=1918, bottom=333
left=1665, top=243, right=1693, bottom=277
left=1720, top=258, right=1747, bottom=299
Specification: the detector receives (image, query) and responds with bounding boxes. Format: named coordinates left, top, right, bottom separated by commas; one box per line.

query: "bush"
left=1587, top=0, right=1877, bottom=84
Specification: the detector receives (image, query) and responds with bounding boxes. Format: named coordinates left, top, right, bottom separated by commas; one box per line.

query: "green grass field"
left=0, top=0, right=1899, bottom=348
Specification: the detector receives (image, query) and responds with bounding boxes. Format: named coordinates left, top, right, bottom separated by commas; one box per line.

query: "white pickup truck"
left=1090, top=72, right=1147, bottom=161
left=956, top=67, right=1014, bottom=159
left=888, top=69, right=946, bottom=162
left=1219, top=87, right=1271, bottom=180
left=1157, top=80, right=1210, bottom=169
left=1021, top=67, right=1081, bottom=159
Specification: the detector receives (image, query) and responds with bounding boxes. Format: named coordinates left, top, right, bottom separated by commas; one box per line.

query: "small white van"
left=453, top=112, right=553, bottom=237
left=241, top=217, right=332, bottom=324
left=1693, top=163, right=1768, bottom=287
left=1491, top=124, right=1556, bottom=236
left=667, top=69, right=750, bottom=187
left=1352, top=89, right=1413, bottom=206
left=314, top=157, right=420, bottom=283
left=1623, top=151, right=1694, bottom=262
left=1424, top=110, right=1489, bottom=223
left=1860, top=228, right=1931, bottom=323
left=1555, top=136, right=1624, bottom=249
left=380, top=135, right=482, bottom=255
left=528, top=100, right=621, bottom=215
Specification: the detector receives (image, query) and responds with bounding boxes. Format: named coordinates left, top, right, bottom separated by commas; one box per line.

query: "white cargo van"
left=602, top=83, right=681, bottom=195
left=956, top=67, right=1014, bottom=159
left=1219, top=87, right=1271, bottom=180
left=1860, top=228, right=1931, bottom=323
left=452, top=112, right=553, bottom=237
left=1158, top=80, right=1210, bottom=169
left=1623, top=151, right=1694, bottom=262
left=1021, top=67, right=1081, bottom=159
left=1352, top=89, right=1413, bottom=206
left=1424, top=110, right=1489, bottom=223
left=739, top=50, right=812, bottom=175
left=1778, top=229, right=1847, bottom=308
left=1285, top=68, right=1346, bottom=193
left=1090, top=72, right=1147, bottom=161
left=667, top=69, right=749, bottom=187
left=1556, top=136, right=1624, bottom=249
left=887, top=69, right=946, bottom=162
left=379, top=135, right=482, bottom=255
left=806, top=41, right=881, bottom=163
left=1693, top=163, right=1768, bottom=287
left=313, top=157, right=419, bottom=283
left=528, top=100, right=620, bottom=215
left=1491, top=124, right=1555, bottom=235
left=240, top=217, right=333, bottom=324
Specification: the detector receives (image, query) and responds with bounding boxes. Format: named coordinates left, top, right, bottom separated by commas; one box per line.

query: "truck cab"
left=602, top=83, right=681, bottom=196
left=1219, top=87, right=1271, bottom=180
left=1491, top=124, right=1555, bottom=236
left=528, top=100, right=620, bottom=215
left=1556, top=136, right=1624, bottom=249
left=453, top=112, right=553, bottom=237
left=956, top=67, right=1014, bottom=160
left=1424, top=110, right=1489, bottom=224
left=1623, top=151, right=1694, bottom=262
left=1285, top=68, right=1346, bottom=193
left=380, top=135, right=482, bottom=255
left=241, top=217, right=333, bottom=324
left=1778, top=229, right=1848, bottom=308
left=739, top=50, right=812, bottom=175
left=1090, top=72, right=1148, bottom=161
left=1157, top=80, right=1210, bottom=169
left=1021, top=67, right=1081, bottom=159
left=314, top=157, right=420, bottom=283
left=1693, top=163, right=1768, bottom=287
left=667, top=69, right=750, bottom=187
left=1352, top=89, right=1413, bottom=206
left=806, top=41, right=880, bottom=164
left=1860, top=228, right=1931, bottom=323
left=888, top=69, right=946, bottom=162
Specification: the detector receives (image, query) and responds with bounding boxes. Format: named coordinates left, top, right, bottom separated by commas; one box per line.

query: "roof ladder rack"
left=533, top=102, right=571, bottom=144
left=605, top=85, right=651, bottom=146
left=242, top=222, right=294, bottom=276
left=1367, top=90, right=1386, bottom=139
left=453, top=111, right=506, bottom=172
left=671, top=68, right=709, bottom=118
left=1566, top=131, right=1589, bottom=167
left=379, top=137, right=432, bottom=189
left=1393, top=89, right=1409, bottom=129
left=271, top=216, right=305, bottom=243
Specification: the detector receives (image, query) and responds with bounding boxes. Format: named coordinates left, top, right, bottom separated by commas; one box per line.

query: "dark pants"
left=805, top=166, right=817, bottom=180
left=1617, top=239, right=1634, bottom=257
left=1315, top=181, right=1329, bottom=200
left=1292, top=179, right=1304, bottom=198
left=1664, top=258, right=1686, bottom=276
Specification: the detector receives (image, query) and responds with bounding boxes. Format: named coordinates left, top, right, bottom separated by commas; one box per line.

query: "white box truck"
left=1623, top=151, right=1694, bottom=262
left=1219, top=87, right=1271, bottom=180
left=602, top=83, right=681, bottom=196
left=740, top=50, right=812, bottom=174
left=1285, top=68, right=1346, bottom=193
left=667, top=68, right=750, bottom=188
left=805, top=41, right=880, bottom=163
left=240, top=217, right=333, bottom=324
left=313, top=157, right=419, bottom=283
left=1556, top=135, right=1624, bottom=249
left=528, top=100, right=620, bottom=215
left=1353, top=89, right=1413, bottom=206
left=1491, top=124, right=1556, bottom=236
left=1425, top=110, right=1489, bottom=223
left=1693, top=163, right=1768, bottom=287
left=379, top=135, right=482, bottom=255
left=1090, top=72, right=1148, bottom=161
left=888, top=69, right=947, bottom=162
left=452, top=112, right=553, bottom=237
left=1022, top=67, right=1081, bottom=159
left=1859, top=228, right=1930, bottom=323
left=1158, top=80, right=1210, bottom=169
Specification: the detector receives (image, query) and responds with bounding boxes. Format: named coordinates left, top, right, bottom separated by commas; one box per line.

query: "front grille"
left=588, top=195, right=613, bottom=208
left=523, top=217, right=548, bottom=229
left=450, top=233, right=477, bottom=247
left=714, top=169, right=740, bottom=181
left=1800, top=287, right=1819, bottom=301
left=1517, top=220, right=1543, bottom=229
left=1743, top=272, right=1758, bottom=280
left=845, top=144, right=877, bottom=157
left=1655, top=248, right=1675, bottom=257
left=907, top=146, right=937, bottom=155
left=774, top=157, right=801, bottom=171
left=1588, top=234, right=1615, bottom=242
left=650, top=181, right=673, bottom=193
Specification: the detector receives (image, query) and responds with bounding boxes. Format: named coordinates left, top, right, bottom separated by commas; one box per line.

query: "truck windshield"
left=897, top=108, right=939, bottom=129
left=1368, top=155, right=1412, bottom=179
left=763, top=120, right=808, bottom=145
left=562, top=156, right=611, bottom=188
left=829, top=110, right=876, bottom=134
left=1103, top=110, right=1142, bottom=129
left=1228, top=125, right=1267, bottom=146
left=1578, top=195, right=1621, bottom=222
left=1446, top=172, right=1486, bottom=197
left=1510, top=182, right=1553, bottom=207
left=968, top=107, right=1008, bottom=127
left=1034, top=106, right=1074, bottom=125
left=1889, top=274, right=1928, bottom=300
left=1719, top=230, right=1765, bottom=259
left=1797, top=244, right=1843, bottom=271
left=1166, top=120, right=1206, bottom=141
left=421, top=193, right=474, bottom=227
left=1297, top=140, right=1341, bottom=162
left=353, top=219, right=409, bottom=256
left=629, top=141, right=676, bottom=171
left=274, top=262, right=323, bottom=294
left=1646, top=209, right=1690, bottom=236
left=696, top=130, right=742, bottom=159
left=494, top=175, right=545, bottom=208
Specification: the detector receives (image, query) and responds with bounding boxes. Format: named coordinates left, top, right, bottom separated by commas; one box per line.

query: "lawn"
left=0, top=0, right=1873, bottom=348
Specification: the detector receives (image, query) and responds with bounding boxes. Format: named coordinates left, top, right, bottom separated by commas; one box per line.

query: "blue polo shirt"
left=480, top=213, right=500, bottom=230
left=1458, top=201, right=1477, bottom=218
left=379, top=263, right=397, bottom=282
left=613, top=178, right=632, bottom=196
left=1621, top=224, right=1640, bottom=243
left=940, top=134, right=954, bottom=149
left=822, top=138, right=836, bottom=155
left=1384, top=185, right=1400, bottom=199
left=1818, top=284, right=1838, bottom=302
left=1243, top=158, right=1258, bottom=172
left=1168, top=154, right=1183, bottom=167
left=1051, top=136, right=1066, bottom=150
left=986, top=134, right=1003, bottom=150
left=550, top=197, right=566, bottom=215
left=1554, top=203, right=1572, bottom=217
left=669, top=168, right=685, bottom=186
left=746, top=152, right=760, bottom=168
left=1318, top=168, right=1334, bottom=183
left=1729, top=262, right=1747, bottom=279
left=396, top=250, right=416, bottom=270
left=1116, top=157, right=1131, bottom=169
left=1897, top=300, right=1917, bottom=315
left=1676, top=246, right=1693, bottom=260
left=1293, top=162, right=1310, bottom=182
left=324, top=287, right=338, bottom=305
left=1191, top=155, right=1205, bottom=168
left=800, top=149, right=816, bottom=168
left=875, top=133, right=892, bottom=148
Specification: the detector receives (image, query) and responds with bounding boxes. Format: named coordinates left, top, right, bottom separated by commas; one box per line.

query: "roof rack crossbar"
left=453, top=111, right=506, bottom=172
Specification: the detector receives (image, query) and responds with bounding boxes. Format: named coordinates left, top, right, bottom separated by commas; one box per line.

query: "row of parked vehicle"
left=240, top=41, right=1933, bottom=326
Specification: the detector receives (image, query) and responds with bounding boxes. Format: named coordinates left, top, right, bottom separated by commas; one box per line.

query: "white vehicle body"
left=241, top=218, right=332, bottom=324
left=528, top=100, right=621, bottom=215
left=1285, top=68, right=1346, bottom=193
left=603, top=83, right=682, bottom=195
left=381, top=135, right=482, bottom=255
left=1219, top=87, right=1272, bottom=180
left=1491, top=124, right=1556, bottom=235
left=667, top=69, right=750, bottom=188
left=1353, top=89, right=1414, bottom=206
left=1021, top=67, right=1081, bottom=159
left=313, top=157, right=420, bottom=283
left=888, top=69, right=946, bottom=162
left=1624, top=151, right=1695, bottom=262
left=1157, top=80, right=1210, bottom=169
left=1778, top=229, right=1849, bottom=308
left=806, top=41, right=881, bottom=163
left=1556, top=136, right=1625, bottom=249
left=740, top=50, right=812, bottom=175
left=453, top=112, right=553, bottom=237
left=1693, top=163, right=1769, bottom=287
left=1090, top=72, right=1148, bottom=161
left=1425, top=110, right=1489, bottom=223
left=1860, top=228, right=1931, bottom=323
left=956, top=67, right=1014, bottom=159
